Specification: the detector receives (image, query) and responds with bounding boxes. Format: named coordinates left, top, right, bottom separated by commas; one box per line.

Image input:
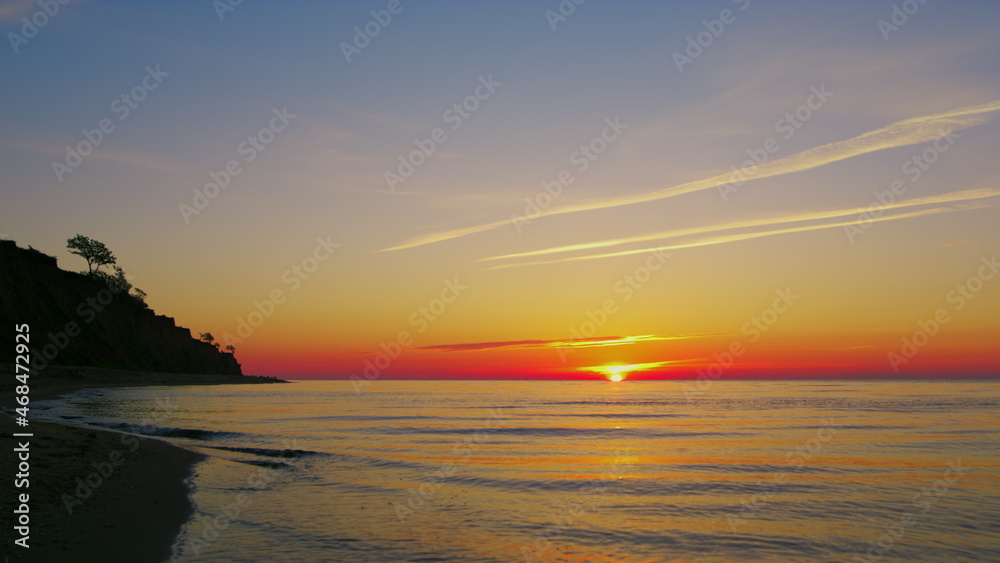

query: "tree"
left=67, top=235, right=116, bottom=275
left=91, top=265, right=131, bottom=292
left=131, top=287, right=148, bottom=308
left=108, top=265, right=131, bottom=293
left=199, top=332, right=216, bottom=344
left=225, top=345, right=236, bottom=354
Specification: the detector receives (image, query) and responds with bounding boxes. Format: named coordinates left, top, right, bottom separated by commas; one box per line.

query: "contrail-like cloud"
left=416, top=334, right=703, bottom=352
left=481, top=188, right=1000, bottom=263
left=484, top=201, right=993, bottom=270
left=382, top=99, right=1000, bottom=252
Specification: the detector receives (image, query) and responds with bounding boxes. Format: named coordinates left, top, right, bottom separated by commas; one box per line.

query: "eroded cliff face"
left=0, top=240, right=241, bottom=376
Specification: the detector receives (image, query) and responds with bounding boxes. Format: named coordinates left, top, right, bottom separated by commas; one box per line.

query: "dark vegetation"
left=0, top=237, right=255, bottom=378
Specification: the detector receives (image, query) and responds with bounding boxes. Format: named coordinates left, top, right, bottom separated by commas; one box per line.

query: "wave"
left=420, top=474, right=827, bottom=496
left=533, top=412, right=683, bottom=419
left=201, top=445, right=334, bottom=459
left=85, top=420, right=240, bottom=441
left=364, top=426, right=736, bottom=438
left=543, top=397, right=1000, bottom=409
left=278, top=414, right=490, bottom=422
left=236, top=459, right=297, bottom=469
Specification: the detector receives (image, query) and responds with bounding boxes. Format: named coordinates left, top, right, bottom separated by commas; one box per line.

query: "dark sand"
left=1, top=369, right=285, bottom=562
left=2, top=420, right=203, bottom=562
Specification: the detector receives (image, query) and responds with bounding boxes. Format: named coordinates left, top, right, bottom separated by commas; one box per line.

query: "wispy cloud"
left=0, top=0, right=87, bottom=22
left=482, top=188, right=1000, bottom=263
left=0, top=0, right=37, bottom=22
left=3, top=139, right=177, bottom=172
left=417, top=334, right=711, bottom=353
left=382, top=99, right=1000, bottom=252
left=486, top=201, right=994, bottom=270
left=78, top=147, right=177, bottom=172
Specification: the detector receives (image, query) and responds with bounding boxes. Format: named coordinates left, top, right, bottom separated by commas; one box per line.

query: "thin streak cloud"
left=485, top=203, right=992, bottom=270
left=481, top=188, right=1000, bottom=263
left=417, top=334, right=710, bottom=353
left=382, top=99, right=1000, bottom=252
left=4, top=139, right=177, bottom=172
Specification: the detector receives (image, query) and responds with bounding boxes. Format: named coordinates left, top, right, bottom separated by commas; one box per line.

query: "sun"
left=581, top=360, right=670, bottom=381
left=597, top=364, right=632, bottom=382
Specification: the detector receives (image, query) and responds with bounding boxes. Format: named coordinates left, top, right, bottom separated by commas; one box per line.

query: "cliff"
left=0, top=239, right=243, bottom=376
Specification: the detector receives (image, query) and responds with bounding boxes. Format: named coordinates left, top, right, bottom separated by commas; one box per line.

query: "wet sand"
left=0, top=369, right=285, bottom=562
left=1, top=420, right=203, bottom=562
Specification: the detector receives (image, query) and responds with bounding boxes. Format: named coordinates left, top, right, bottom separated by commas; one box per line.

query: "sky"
left=2, top=0, right=999, bottom=380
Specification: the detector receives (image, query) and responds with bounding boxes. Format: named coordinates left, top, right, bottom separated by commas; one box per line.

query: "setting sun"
left=583, top=361, right=675, bottom=381
left=590, top=364, right=636, bottom=381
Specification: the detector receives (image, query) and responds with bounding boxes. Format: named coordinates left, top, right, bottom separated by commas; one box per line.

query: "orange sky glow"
left=3, top=2, right=999, bottom=380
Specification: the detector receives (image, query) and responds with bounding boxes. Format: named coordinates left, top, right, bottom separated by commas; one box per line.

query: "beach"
left=1, top=368, right=283, bottom=563
left=2, top=419, right=201, bottom=562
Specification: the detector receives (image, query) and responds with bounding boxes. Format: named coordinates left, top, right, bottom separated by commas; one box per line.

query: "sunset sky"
left=2, top=1, right=999, bottom=379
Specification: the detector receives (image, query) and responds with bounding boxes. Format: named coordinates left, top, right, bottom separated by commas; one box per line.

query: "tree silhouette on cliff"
left=67, top=234, right=116, bottom=275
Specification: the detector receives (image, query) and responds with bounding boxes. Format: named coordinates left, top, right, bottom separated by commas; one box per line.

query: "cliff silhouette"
left=0, top=239, right=243, bottom=377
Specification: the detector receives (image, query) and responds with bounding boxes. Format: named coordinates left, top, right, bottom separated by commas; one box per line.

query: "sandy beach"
left=1, top=369, right=284, bottom=562
left=2, top=419, right=202, bottom=562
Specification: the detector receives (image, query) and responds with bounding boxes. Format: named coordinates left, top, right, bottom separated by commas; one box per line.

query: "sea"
left=35, top=380, right=1000, bottom=562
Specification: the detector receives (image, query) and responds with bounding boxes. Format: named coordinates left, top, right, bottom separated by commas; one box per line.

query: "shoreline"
left=2, top=420, right=204, bottom=562
left=1, top=368, right=287, bottom=562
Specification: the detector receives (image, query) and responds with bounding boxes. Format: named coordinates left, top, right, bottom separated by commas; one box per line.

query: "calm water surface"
left=41, top=380, right=1000, bottom=562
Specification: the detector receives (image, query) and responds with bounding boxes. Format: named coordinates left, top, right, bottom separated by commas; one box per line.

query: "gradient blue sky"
left=3, top=0, right=999, bottom=378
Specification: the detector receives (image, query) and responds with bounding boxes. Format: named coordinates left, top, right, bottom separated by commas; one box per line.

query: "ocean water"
left=38, top=380, right=1000, bottom=562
